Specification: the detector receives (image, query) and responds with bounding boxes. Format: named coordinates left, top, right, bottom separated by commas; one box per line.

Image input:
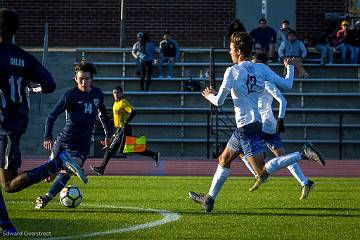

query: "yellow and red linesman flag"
left=123, top=136, right=146, bottom=153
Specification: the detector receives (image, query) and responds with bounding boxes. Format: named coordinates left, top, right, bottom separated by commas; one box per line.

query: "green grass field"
left=3, top=176, right=360, bottom=239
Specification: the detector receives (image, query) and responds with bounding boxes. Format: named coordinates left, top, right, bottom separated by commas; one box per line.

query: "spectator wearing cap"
left=276, top=20, right=293, bottom=48
left=250, top=17, right=277, bottom=61
left=157, top=30, right=180, bottom=78
left=132, top=32, right=144, bottom=76
left=278, top=30, right=309, bottom=78
left=336, top=20, right=356, bottom=63
left=227, top=19, right=246, bottom=40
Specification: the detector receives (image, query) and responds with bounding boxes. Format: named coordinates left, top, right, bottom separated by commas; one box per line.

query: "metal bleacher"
left=76, top=48, right=360, bottom=159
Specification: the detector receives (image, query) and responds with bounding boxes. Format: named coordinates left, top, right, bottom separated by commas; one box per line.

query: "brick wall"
left=1, top=0, right=234, bottom=47
left=1, top=0, right=121, bottom=47
left=124, top=0, right=235, bottom=47
left=296, top=0, right=346, bottom=37
left=0, top=0, right=347, bottom=47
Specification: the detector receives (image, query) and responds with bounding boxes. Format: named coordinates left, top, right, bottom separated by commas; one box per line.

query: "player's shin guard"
left=0, top=190, right=14, bottom=230
left=265, top=152, right=302, bottom=175
left=287, top=162, right=308, bottom=186
left=47, top=172, right=70, bottom=199
left=27, top=159, right=61, bottom=184
left=208, top=165, right=230, bottom=200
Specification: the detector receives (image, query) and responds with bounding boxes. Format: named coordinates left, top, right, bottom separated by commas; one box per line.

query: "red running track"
left=19, top=157, right=360, bottom=177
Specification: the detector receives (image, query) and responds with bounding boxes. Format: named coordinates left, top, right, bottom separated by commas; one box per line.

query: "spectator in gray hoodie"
left=278, top=31, right=309, bottom=78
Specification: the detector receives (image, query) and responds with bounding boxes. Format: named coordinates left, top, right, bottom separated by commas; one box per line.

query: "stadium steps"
left=77, top=47, right=360, bottom=158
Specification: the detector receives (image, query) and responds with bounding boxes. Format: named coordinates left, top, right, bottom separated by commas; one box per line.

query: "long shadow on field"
left=259, top=207, right=360, bottom=212
left=180, top=209, right=360, bottom=218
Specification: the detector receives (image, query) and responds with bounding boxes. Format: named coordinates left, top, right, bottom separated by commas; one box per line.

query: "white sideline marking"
left=7, top=201, right=180, bottom=239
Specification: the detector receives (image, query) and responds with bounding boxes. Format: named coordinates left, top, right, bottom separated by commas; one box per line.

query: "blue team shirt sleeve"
left=43, top=93, right=68, bottom=140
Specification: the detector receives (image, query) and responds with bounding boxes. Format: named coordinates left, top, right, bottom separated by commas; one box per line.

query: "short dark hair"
left=74, top=59, right=96, bottom=78
left=259, top=17, right=267, bottom=23
left=113, top=86, right=123, bottom=92
left=0, top=8, right=19, bottom=40
left=231, top=32, right=253, bottom=58
left=288, top=30, right=297, bottom=35
left=282, top=19, right=289, bottom=25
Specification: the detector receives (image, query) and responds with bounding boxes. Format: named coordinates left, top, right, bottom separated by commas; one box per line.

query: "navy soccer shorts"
left=227, top=121, right=264, bottom=160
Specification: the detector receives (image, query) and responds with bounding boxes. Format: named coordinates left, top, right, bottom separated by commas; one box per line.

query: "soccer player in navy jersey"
left=34, top=60, right=113, bottom=209
left=0, top=8, right=87, bottom=234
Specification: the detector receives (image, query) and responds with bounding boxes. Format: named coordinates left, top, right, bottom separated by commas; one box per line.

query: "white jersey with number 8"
left=207, top=61, right=294, bottom=128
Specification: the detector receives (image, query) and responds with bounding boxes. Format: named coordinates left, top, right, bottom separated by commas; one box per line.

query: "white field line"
left=7, top=201, right=180, bottom=239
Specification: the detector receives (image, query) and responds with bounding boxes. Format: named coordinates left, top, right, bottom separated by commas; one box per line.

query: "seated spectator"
left=227, top=19, right=246, bottom=40
left=132, top=33, right=155, bottom=91
left=336, top=20, right=356, bottom=63
left=157, top=30, right=180, bottom=79
left=250, top=17, right=277, bottom=62
left=350, top=20, right=360, bottom=63
left=313, top=30, right=334, bottom=65
left=276, top=19, right=293, bottom=48
left=278, top=30, right=309, bottom=78
left=131, top=32, right=143, bottom=76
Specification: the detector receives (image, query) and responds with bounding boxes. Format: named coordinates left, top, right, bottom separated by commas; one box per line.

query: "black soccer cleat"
left=301, top=143, right=325, bottom=166
left=188, top=191, right=215, bottom=213
left=35, top=195, right=52, bottom=209
left=203, top=194, right=215, bottom=213
left=300, top=180, right=315, bottom=200
left=90, top=165, right=104, bottom=176
left=189, top=191, right=206, bottom=204
left=154, top=152, right=160, bottom=168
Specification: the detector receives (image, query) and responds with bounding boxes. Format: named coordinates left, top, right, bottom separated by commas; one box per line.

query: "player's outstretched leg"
left=249, top=143, right=324, bottom=192
left=1, top=151, right=82, bottom=194
left=0, top=190, right=16, bottom=234
left=188, top=191, right=214, bottom=213
left=35, top=172, right=70, bottom=209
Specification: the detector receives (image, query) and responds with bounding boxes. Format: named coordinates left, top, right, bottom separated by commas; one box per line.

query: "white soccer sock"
left=241, top=158, right=256, bottom=177
left=265, top=152, right=302, bottom=175
left=287, top=162, right=308, bottom=186
left=208, top=165, right=230, bottom=200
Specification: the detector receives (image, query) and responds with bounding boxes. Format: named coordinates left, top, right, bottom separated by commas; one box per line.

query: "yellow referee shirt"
left=113, top=98, right=133, bottom=129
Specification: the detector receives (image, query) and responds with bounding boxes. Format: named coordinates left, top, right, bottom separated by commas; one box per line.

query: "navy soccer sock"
left=27, top=159, right=62, bottom=184
left=0, top=190, right=14, bottom=230
left=47, top=173, right=70, bottom=198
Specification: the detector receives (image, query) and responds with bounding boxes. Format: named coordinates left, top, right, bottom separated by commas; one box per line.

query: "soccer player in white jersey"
left=238, top=54, right=314, bottom=200
left=188, top=32, right=324, bottom=213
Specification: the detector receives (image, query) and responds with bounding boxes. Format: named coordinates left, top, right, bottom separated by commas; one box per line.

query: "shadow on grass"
left=178, top=208, right=360, bottom=218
